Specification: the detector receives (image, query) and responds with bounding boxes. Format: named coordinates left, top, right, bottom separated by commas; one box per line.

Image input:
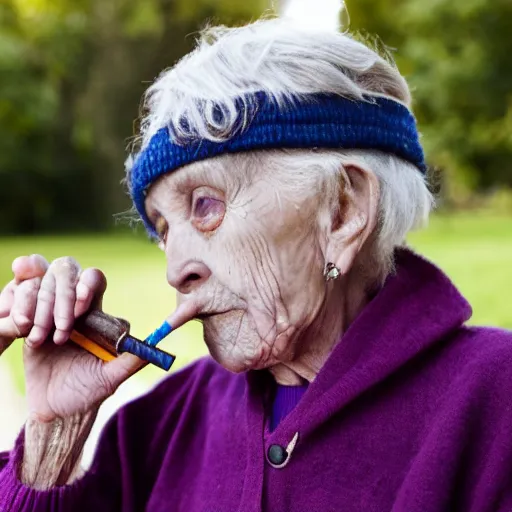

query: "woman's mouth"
left=196, top=309, right=232, bottom=321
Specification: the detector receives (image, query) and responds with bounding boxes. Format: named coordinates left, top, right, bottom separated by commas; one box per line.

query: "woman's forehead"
left=144, top=155, right=245, bottom=210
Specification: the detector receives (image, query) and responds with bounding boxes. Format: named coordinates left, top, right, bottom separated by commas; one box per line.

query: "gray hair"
left=135, top=17, right=433, bottom=275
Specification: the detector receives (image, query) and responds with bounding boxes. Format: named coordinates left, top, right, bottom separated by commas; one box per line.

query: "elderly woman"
left=1, top=18, right=511, bottom=512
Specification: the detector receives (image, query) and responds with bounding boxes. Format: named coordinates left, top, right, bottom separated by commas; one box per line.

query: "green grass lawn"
left=1, top=213, right=511, bottom=393
left=408, top=214, right=512, bottom=329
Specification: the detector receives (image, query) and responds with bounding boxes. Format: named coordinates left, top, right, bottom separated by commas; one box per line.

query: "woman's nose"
left=166, top=261, right=211, bottom=294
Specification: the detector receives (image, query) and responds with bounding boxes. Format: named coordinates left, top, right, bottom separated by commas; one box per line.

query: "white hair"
left=133, top=16, right=433, bottom=275
left=139, top=18, right=411, bottom=146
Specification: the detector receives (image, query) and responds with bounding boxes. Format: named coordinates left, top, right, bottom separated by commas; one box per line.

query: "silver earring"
left=324, top=262, right=341, bottom=282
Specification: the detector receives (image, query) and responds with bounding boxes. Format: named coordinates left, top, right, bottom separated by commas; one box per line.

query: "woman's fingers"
left=51, top=257, right=80, bottom=344
left=1, top=254, right=49, bottom=351
left=10, top=278, right=42, bottom=339
left=75, top=268, right=107, bottom=318
left=0, top=279, right=40, bottom=352
left=26, top=270, right=56, bottom=347
left=24, top=258, right=105, bottom=347
left=8, top=254, right=108, bottom=349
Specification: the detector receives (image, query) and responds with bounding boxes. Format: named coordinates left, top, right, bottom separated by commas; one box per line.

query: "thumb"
left=0, top=281, right=16, bottom=318
left=12, top=255, right=49, bottom=284
left=102, top=353, right=147, bottom=391
left=0, top=316, right=21, bottom=355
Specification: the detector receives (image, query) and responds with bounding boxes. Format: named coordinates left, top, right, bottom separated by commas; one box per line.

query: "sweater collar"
left=257, top=248, right=472, bottom=444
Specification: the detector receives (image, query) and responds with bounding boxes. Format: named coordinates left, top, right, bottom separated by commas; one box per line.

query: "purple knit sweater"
left=2, top=249, right=512, bottom=512
left=270, top=383, right=308, bottom=432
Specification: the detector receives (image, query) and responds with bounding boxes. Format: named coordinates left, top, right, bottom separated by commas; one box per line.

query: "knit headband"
left=129, top=92, right=426, bottom=234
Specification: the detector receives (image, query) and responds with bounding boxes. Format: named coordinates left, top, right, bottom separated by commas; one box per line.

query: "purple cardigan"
left=2, top=249, right=512, bottom=511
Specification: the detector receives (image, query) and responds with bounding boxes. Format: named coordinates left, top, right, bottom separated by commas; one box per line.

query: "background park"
left=0, top=0, right=511, bottom=458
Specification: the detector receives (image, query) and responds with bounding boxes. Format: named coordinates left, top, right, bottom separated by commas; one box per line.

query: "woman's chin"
left=203, top=312, right=277, bottom=373
left=210, top=350, right=274, bottom=374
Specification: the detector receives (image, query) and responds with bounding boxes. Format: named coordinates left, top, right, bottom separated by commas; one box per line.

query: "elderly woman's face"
left=145, top=153, right=331, bottom=372
left=145, top=152, right=371, bottom=373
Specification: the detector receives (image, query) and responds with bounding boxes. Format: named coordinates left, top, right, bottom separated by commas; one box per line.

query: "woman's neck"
left=269, top=269, right=377, bottom=385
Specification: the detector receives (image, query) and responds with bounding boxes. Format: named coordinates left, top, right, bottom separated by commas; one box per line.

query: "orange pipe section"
left=70, top=330, right=116, bottom=362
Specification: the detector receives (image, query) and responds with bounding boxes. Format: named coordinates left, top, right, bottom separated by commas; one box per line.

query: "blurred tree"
left=348, top=0, right=512, bottom=205
left=81, top=0, right=266, bottom=228
left=1, top=0, right=511, bottom=234
left=0, top=0, right=95, bottom=232
left=0, top=0, right=264, bottom=234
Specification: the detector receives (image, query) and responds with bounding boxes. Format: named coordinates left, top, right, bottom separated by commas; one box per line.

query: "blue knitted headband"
left=130, top=92, right=426, bottom=234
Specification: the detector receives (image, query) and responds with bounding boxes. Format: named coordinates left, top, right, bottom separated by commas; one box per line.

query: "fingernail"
left=54, top=330, right=69, bottom=345
left=11, top=256, right=26, bottom=281
left=27, top=326, right=44, bottom=345
left=76, top=282, right=89, bottom=301
left=11, top=256, right=24, bottom=271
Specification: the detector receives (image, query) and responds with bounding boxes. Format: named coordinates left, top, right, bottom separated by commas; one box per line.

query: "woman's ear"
left=325, top=163, right=380, bottom=276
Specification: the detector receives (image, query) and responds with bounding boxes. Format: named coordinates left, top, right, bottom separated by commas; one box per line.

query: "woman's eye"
left=193, top=197, right=218, bottom=218
left=191, top=194, right=225, bottom=232
left=155, top=217, right=168, bottom=247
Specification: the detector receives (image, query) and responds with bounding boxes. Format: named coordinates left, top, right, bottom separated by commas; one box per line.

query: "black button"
left=268, top=444, right=287, bottom=465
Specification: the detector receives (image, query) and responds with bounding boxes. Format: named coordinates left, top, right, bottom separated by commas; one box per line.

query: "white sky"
left=281, top=0, right=342, bottom=31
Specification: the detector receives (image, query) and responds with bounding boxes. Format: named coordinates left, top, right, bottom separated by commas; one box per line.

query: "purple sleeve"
left=0, top=358, right=215, bottom=511
left=0, top=420, right=122, bottom=512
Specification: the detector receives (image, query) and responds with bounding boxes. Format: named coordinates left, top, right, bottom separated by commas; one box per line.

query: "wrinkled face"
left=144, top=151, right=331, bottom=373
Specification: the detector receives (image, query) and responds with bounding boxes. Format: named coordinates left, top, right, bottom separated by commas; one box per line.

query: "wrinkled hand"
left=0, top=255, right=143, bottom=422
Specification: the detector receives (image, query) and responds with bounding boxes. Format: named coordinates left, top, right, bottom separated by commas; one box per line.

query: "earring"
left=324, top=262, right=341, bottom=282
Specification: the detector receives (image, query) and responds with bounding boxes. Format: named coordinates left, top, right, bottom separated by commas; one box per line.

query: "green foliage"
left=347, top=0, right=512, bottom=203
left=0, top=0, right=102, bottom=233
left=0, top=0, right=264, bottom=235
left=1, top=0, right=511, bottom=235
